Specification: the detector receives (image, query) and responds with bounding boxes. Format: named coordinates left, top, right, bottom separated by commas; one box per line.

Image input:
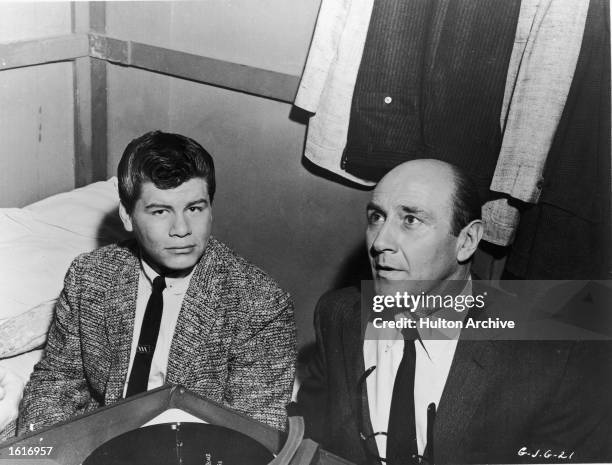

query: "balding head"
left=365, top=159, right=483, bottom=294
left=375, top=159, right=481, bottom=236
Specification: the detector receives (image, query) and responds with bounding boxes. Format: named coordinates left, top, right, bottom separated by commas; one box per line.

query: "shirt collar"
left=416, top=277, right=472, bottom=340
left=391, top=277, right=473, bottom=341
left=140, top=257, right=195, bottom=295
left=365, top=276, right=474, bottom=355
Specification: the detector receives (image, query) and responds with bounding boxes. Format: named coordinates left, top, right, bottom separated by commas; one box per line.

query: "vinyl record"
left=83, top=422, right=275, bottom=465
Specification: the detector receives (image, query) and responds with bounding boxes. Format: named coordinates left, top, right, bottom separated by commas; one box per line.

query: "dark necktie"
left=126, top=275, right=166, bottom=397
left=387, top=328, right=419, bottom=465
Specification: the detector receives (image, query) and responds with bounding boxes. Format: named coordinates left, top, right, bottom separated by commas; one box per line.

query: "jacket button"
left=384, top=96, right=393, bottom=104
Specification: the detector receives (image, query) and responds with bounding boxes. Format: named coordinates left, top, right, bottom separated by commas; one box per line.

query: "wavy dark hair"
left=118, top=130, right=215, bottom=213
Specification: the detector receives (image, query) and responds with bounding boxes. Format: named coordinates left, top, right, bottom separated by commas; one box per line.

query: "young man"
left=18, top=131, right=296, bottom=433
left=298, top=159, right=612, bottom=464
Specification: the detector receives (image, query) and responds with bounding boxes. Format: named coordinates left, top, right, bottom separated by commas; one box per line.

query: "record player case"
left=0, top=385, right=353, bottom=465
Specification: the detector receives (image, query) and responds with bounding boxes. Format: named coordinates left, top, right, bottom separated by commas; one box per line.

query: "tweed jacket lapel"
left=166, top=238, right=224, bottom=386
left=104, top=248, right=140, bottom=404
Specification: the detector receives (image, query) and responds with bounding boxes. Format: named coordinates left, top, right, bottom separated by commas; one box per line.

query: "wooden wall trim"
left=1, top=33, right=301, bottom=103
left=0, top=34, right=89, bottom=71
left=88, top=3, right=108, bottom=184
left=72, top=2, right=108, bottom=187
left=89, top=2, right=106, bottom=34
left=88, top=34, right=300, bottom=103
left=90, top=56, right=108, bottom=182
left=73, top=2, right=93, bottom=187
left=73, top=56, right=94, bottom=186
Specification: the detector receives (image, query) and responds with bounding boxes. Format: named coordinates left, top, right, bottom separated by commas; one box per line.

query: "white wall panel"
left=0, top=63, right=74, bottom=207
left=0, top=2, right=71, bottom=43
left=106, top=65, right=171, bottom=170
left=106, top=0, right=320, bottom=75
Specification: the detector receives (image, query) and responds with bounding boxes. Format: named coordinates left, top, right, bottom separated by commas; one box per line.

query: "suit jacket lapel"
left=434, top=339, right=497, bottom=451
left=434, top=285, right=502, bottom=458
left=104, top=251, right=140, bottom=404
left=342, top=298, right=376, bottom=450
left=166, top=239, right=223, bottom=386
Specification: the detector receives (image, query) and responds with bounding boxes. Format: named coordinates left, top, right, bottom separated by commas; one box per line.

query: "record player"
left=0, top=385, right=352, bottom=465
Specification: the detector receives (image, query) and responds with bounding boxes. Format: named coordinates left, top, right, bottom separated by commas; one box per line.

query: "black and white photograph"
left=0, top=1, right=610, bottom=464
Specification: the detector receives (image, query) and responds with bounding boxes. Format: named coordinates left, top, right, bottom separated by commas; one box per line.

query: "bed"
left=0, top=178, right=128, bottom=438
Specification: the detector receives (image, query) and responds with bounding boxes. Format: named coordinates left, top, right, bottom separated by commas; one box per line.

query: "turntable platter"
left=83, top=422, right=275, bottom=465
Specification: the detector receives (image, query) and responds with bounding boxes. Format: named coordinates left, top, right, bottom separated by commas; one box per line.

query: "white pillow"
left=0, top=178, right=127, bottom=358
left=25, top=176, right=126, bottom=242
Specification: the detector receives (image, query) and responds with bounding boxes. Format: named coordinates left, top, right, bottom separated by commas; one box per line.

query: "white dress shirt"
left=122, top=260, right=195, bottom=397
left=363, top=280, right=471, bottom=459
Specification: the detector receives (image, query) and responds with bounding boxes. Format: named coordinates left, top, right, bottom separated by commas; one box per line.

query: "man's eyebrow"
left=144, top=199, right=208, bottom=210
left=144, top=202, right=172, bottom=210
left=186, top=198, right=209, bottom=207
left=366, top=201, right=384, bottom=212
left=399, top=205, right=428, bottom=217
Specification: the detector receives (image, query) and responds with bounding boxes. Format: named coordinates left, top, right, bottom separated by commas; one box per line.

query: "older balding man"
left=298, top=160, right=612, bottom=464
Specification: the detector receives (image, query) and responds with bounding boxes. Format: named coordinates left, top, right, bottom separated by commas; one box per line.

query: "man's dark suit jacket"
left=18, top=237, right=296, bottom=434
left=298, top=285, right=612, bottom=464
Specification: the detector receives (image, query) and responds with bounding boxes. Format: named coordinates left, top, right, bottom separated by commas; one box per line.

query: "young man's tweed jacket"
left=18, top=237, right=296, bottom=434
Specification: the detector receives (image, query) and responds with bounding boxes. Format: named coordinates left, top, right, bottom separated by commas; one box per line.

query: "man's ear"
left=456, top=219, right=483, bottom=263
left=118, top=203, right=134, bottom=233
